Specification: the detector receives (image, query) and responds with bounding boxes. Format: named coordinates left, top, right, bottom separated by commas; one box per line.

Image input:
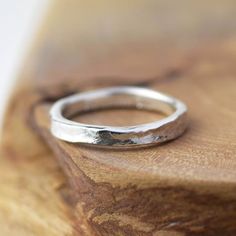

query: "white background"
left=0, top=0, right=50, bottom=131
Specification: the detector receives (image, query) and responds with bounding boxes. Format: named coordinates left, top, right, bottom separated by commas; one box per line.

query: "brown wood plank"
left=1, top=0, right=236, bottom=235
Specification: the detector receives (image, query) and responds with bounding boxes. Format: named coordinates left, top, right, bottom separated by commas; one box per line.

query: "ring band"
left=50, top=86, right=188, bottom=147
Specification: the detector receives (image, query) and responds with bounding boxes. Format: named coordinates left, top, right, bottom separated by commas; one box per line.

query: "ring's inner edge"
left=62, top=93, right=175, bottom=119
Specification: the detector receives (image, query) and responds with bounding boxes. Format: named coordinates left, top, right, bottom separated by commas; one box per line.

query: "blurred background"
left=1, top=0, right=236, bottom=131
left=0, top=0, right=49, bottom=130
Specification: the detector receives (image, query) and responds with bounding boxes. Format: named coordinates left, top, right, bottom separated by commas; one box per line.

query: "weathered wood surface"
left=1, top=0, right=236, bottom=235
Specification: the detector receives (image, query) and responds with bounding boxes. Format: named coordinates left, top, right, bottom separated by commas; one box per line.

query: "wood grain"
left=1, top=0, right=236, bottom=235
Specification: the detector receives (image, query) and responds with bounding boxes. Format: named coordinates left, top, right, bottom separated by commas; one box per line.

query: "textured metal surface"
left=50, top=86, right=188, bottom=147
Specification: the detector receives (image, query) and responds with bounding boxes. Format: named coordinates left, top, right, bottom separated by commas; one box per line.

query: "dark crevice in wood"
left=32, top=64, right=189, bottom=106
left=133, top=68, right=185, bottom=87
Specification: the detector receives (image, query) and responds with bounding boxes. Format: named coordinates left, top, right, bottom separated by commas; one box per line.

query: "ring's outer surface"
left=50, top=86, right=188, bottom=147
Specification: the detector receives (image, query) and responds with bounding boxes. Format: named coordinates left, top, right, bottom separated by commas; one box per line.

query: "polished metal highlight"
left=50, top=86, right=188, bottom=147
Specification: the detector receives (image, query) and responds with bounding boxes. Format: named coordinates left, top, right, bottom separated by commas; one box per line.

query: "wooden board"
left=1, top=0, right=236, bottom=235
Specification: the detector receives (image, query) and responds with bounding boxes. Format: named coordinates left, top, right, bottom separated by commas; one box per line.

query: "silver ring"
left=50, top=86, right=188, bottom=147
